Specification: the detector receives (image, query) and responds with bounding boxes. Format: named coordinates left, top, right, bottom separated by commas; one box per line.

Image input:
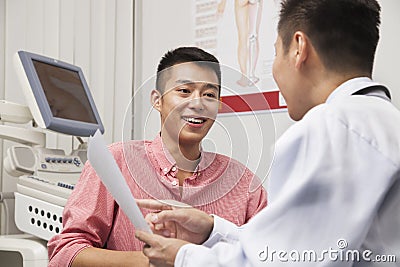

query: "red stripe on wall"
left=219, top=90, right=286, bottom=113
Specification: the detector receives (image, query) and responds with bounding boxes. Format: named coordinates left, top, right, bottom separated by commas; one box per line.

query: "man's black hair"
left=278, top=0, right=381, bottom=74
left=156, top=47, right=221, bottom=93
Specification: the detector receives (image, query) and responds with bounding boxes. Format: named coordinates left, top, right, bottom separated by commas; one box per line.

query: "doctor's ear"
left=293, top=31, right=309, bottom=68
left=151, top=89, right=162, bottom=111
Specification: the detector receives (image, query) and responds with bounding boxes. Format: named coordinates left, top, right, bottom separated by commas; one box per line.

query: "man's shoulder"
left=203, top=152, right=248, bottom=168
left=326, top=94, right=400, bottom=134
left=293, top=96, right=400, bottom=166
left=107, top=140, right=150, bottom=159
left=302, top=94, right=400, bottom=129
left=108, top=139, right=149, bottom=150
left=202, top=152, right=255, bottom=180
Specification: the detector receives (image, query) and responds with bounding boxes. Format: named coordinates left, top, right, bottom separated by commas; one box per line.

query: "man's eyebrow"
left=174, top=79, right=194, bottom=85
left=203, top=83, right=219, bottom=91
left=174, top=79, right=219, bottom=90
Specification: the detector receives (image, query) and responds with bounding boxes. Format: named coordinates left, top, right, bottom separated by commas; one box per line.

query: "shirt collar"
left=148, top=134, right=215, bottom=176
left=149, top=134, right=177, bottom=174
left=326, top=77, right=382, bottom=103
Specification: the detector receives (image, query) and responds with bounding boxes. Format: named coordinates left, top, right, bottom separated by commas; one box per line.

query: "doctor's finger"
left=136, top=199, right=173, bottom=211
left=164, top=220, right=177, bottom=238
left=154, top=209, right=195, bottom=225
left=153, top=220, right=175, bottom=238
left=135, top=230, right=155, bottom=246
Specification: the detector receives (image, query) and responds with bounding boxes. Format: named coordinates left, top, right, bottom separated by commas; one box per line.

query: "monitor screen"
left=15, top=51, right=104, bottom=137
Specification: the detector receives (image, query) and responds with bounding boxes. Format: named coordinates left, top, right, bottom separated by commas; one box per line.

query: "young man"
left=136, top=1, right=400, bottom=266
left=47, top=47, right=267, bottom=266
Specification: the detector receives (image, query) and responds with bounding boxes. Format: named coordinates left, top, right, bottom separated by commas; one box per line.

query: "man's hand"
left=136, top=231, right=188, bottom=267
left=137, top=199, right=214, bottom=244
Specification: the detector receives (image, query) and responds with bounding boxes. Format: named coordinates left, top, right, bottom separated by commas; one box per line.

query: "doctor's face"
left=154, top=63, right=220, bottom=145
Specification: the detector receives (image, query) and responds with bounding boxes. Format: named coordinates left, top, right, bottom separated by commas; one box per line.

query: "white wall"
left=374, top=0, right=400, bottom=108
left=0, top=0, right=133, bottom=234
left=133, top=0, right=195, bottom=140
left=135, top=0, right=400, bottom=183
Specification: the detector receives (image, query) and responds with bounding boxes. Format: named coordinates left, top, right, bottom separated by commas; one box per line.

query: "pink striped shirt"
left=47, top=135, right=267, bottom=266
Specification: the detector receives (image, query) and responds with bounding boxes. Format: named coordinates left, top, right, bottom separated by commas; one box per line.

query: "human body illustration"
left=218, top=0, right=263, bottom=87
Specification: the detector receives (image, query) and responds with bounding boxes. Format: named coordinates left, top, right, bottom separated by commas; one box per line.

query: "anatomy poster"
left=193, top=0, right=286, bottom=114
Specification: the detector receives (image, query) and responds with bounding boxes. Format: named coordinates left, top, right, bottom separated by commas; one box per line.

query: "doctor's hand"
left=136, top=231, right=189, bottom=267
left=137, top=199, right=214, bottom=245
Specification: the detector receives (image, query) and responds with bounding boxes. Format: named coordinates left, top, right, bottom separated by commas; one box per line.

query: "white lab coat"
left=175, top=78, right=400, bottom=267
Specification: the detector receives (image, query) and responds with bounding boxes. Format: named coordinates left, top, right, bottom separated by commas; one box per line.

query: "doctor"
left=136, top=0, right=400, bottom=266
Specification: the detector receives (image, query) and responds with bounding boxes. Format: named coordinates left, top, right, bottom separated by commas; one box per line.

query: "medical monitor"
left=15, top=51, right=104, bottom=137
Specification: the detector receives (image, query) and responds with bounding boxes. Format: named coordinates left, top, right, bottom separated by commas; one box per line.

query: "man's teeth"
left=183, top=117, right=205, bottom=124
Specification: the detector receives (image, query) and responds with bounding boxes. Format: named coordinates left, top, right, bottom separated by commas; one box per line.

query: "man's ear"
left=293, top=31, right=309, bottom=69
left=150, top=89, right=162, bottom=112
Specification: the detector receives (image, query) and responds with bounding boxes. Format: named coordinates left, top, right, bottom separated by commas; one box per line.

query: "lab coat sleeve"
left=203, top=215, right=240, bottom=248
left=175, top=104, right=399, bottom=266
left=175, top=215, right=247, bottom=267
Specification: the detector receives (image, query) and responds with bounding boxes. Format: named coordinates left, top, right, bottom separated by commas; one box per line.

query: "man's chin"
left=178, top=132, right=206, bottom=146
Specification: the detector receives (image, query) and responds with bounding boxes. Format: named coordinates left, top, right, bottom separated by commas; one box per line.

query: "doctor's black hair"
left=278, top=0, right=381, bottom=75
left=156, top=47, right=221, bottom=93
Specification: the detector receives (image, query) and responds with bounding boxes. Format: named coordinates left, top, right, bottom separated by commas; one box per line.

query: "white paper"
left=87, top=129, right=151, bottom=233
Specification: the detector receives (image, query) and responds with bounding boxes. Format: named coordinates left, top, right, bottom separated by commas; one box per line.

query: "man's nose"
left=188, top=94, right=204, bottom=111
left=189, top=97, right=204, bottom=110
